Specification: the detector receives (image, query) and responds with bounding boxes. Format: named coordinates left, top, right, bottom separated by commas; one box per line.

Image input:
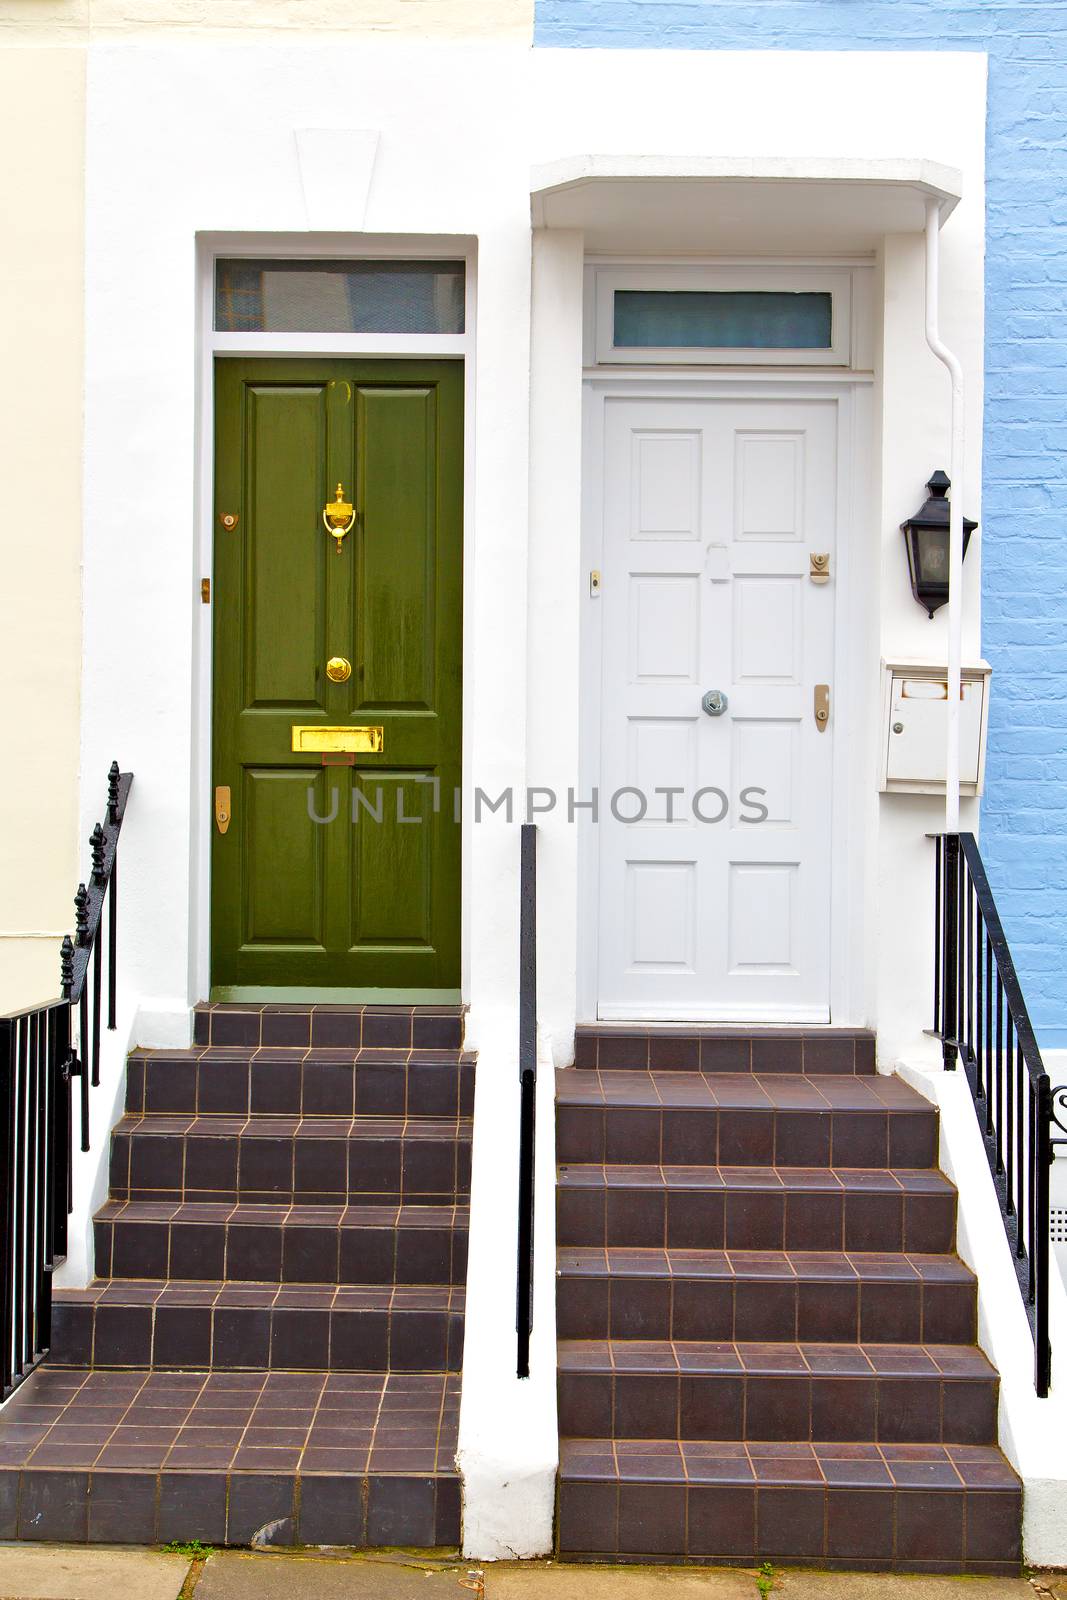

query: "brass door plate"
left=291, top=725, right=384, bottom=754
left=814, top=684, right=830, bottom=731
left=215, top=785, right=231, bottom=833
left=810, top=552, right=830, bottom=584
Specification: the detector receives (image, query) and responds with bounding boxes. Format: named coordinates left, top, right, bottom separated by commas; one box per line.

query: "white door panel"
left=596, top=396, right=837, bottom=1021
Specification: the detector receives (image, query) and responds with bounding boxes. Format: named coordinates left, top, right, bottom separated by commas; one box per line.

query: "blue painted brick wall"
left=536, top=0, right=1067, bottom=1044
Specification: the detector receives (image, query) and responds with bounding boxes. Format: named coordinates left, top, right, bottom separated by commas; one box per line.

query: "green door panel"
left=211, top=358, right=463, bottom=991
left=352, top=772, right=434, bottom=948
left=241, top=768, right=327, bottom=950
left=357, top=385, right=437, bottom=709
left=247, top=385, right=327, bottom=706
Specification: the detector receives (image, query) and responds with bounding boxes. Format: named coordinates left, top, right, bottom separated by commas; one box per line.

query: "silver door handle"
left=701, top=689, right=729, bottom=717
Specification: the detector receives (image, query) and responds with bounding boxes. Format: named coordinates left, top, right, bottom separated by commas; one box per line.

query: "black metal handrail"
left=0, top=763, right=132, bottom=1400
left=516, top=823, right=537, bottom=1378
left=931, top=831, right=1052, bottom=1396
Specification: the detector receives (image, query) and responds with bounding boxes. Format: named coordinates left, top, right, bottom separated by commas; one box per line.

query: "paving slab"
left=484, top=1566, right=757, bottom=1598
left=773, top=1575, right=1035, bottom=1600
left=0, top=1543, right=189, bottom=1600
left=484, top=1569, right=1038, bottom=1599
left=188, top=1551, right=1052, bottom=1600
left=196, top=1549, right=478, bottom=1600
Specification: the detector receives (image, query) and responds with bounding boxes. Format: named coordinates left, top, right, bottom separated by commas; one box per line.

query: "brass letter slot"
left=290, top=725, right=384, bottom=754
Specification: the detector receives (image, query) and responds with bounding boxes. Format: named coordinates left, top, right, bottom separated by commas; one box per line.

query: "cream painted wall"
left=0, top=0, right=532, bottom=40
left=0, top=47, right=85, bottom=1013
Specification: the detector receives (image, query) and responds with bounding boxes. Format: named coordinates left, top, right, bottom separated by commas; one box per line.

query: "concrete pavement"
left=0, top=1543, right=189, bottom=1599
left=0, top=1544, right=1058, bottom=1600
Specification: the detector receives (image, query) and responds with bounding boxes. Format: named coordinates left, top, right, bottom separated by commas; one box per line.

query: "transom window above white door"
left=592, top=266, right=855, bottom=367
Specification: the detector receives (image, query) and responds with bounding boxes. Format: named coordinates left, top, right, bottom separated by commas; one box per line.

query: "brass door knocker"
left=322, top=483, right=356, bottom=554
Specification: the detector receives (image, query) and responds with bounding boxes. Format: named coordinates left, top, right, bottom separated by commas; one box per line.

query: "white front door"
left=594, top=393, right=839, bottom=1021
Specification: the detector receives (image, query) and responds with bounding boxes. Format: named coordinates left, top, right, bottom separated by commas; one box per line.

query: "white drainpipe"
left=924, top=194, right=965, bottom=833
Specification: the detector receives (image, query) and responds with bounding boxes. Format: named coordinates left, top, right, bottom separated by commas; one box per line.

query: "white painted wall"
left=875, top=224, right=984, bottom=1066
left=457, top=1021, right=559, bottom=1558
left=527, top=229, right=585, bottom=1067
left=52, top=997, right=138, bottom=1292
left=82, top=39, right=534, bottom=1039
left=899, top=1060, right=1067, bottom=1566
left=1041, top=1049, right=1067, bottom=1285
left=523, top=50, right=987, bottom=1065
left=78, top=38, right=999, bottom=1555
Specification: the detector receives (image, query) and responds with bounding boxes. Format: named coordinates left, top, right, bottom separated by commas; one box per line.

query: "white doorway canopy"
left=530, top=155, right=961, bottom=253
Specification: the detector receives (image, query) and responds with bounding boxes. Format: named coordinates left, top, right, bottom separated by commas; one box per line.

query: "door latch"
left=215, top=785, right=231, bottom=834
left=814, top=684, right=830, bottom=731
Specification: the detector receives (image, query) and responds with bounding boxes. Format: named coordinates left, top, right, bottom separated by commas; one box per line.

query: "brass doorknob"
left=326, top=656, right=352, bottom=683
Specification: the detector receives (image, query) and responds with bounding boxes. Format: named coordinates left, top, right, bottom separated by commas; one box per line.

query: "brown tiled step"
left=109, top=1114, right=473, bottom=1206
left=0, top=1367, right=460, bottom=1547
left=127, top=1047, right=475, bottom=1120
left=556, top=1069, right=936, bottom=1168
left=574, top=1027, right=875, bottom=1075
left=557, top=1167, right=956, bottom=1254
left=51, top=1282, right=465, bottom=1372
left=194, top=1002, right=464, bottom=1051
left=556, top=1438, right=1021, bottom=1571
left=93, top=1199, right=469, bottom=1285
left=556, top=1247, right=977, bottom=1345
left=557, top=1340, right=998, bottom=1444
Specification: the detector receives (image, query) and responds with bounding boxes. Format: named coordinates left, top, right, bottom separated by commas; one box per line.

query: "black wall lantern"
left=900, top=470, right=977, bottom=618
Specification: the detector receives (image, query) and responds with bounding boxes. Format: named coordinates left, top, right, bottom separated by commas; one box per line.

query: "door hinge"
left=215, top=785, right=231, bottom=834
left=201, top=578, right=211, bottom=604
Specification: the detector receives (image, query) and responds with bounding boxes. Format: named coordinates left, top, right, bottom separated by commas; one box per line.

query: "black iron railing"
left=516, top=823, right=537, bottom=1378
left=932, top=831, right=1053, bottom=1396
left=0, top=764, right=132, bottom=1399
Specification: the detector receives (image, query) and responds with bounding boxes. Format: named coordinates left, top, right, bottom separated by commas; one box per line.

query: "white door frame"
left=577, top=372, right=874, bottom=1027
left=191, top=234, right=478, bottom=1007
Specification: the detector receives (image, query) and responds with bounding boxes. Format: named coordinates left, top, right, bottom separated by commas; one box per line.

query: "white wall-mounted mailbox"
left=879, top=658, right=992, bottom=796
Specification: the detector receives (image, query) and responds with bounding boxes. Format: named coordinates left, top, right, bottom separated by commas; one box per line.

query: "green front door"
left=211, top=359, right=463, bottom=994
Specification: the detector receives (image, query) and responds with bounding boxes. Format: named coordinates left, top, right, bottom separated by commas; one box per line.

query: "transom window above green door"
left=214, top=259, right=465, bottom=335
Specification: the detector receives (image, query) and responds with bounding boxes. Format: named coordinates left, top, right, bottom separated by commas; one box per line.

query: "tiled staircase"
left=555, top=1026, right=1023, bottom=1573
left=0, top=1004, right=472, bottom=1547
